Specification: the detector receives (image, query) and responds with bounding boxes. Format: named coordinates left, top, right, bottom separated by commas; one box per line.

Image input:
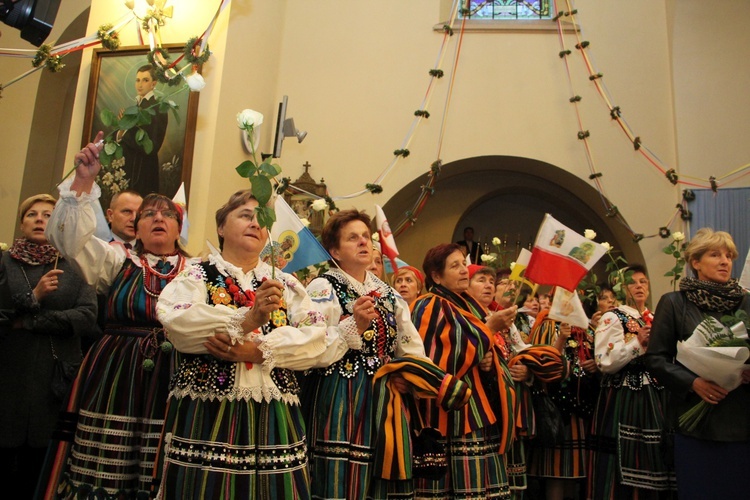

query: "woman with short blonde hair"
left=646, top=227, right=750, bottom=499
left=684, top=228, right=738, bottom=272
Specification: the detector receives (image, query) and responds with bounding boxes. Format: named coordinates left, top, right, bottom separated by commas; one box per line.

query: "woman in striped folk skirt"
left=41, top=148, right=196, bottom=499
left=527, top=307, right=600, bottom=500
left=587, top=266, right=676, bottom=499
left=303, top=210, right=429, bottom=499
left=466, top=264, right=534, bottom=499
left=152, top=189, right=333, bottom=498
left=411, top=245, right=517, bottom=499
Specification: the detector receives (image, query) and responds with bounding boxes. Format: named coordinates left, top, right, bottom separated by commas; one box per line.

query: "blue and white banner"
left=263, top=196, right=331, bottom=274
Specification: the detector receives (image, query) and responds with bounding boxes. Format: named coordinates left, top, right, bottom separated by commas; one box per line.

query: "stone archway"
left=383, top=155, right=645, bottom=281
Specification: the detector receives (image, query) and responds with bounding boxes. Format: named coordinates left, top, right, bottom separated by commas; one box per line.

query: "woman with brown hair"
left=411, top=243, right=517, bottom=499
left=40, top=132, right=198, bottom=498
left=587, top=264, right=676, bottom=499
left=0, top=194, right=97, bottom=498
left=153, top=189, right=329, bottom=498
left=303, top=209, right=428, bottom=498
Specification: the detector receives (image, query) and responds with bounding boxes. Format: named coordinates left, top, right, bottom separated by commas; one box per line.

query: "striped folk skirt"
left=154, top=394, right=311, bottom=499
left=528, top=413, right=589, bottom=479
left=38, top=329, right=172, bottom=499
left=586, top=382, right=676, bottom=499
left=414, top=425, right=511, bottom=500
left=302, top=369, right=413, bottom=499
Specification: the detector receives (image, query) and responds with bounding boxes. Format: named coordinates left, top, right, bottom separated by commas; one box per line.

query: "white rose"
left=480, top=254, right=491, bottom=263
left=672, top=231, right=685, bottom=242
left=492, top=237, right=501, bottom=246
left=237, top=109, right=264, bottom=130
left=584, top=229, right=597, bottom=240
left=185, top=71, right=206, bottom=92
left=311, top=198, right=328, bottom=212
left=486, top=254, right=497, bottom=262
left=300, top=218, right=310, bottom=227
left=371, top=232, right=380, bottom=242
left=0, top=242, right=8, bottom=251
left=601, top=242, right=613, bottom=252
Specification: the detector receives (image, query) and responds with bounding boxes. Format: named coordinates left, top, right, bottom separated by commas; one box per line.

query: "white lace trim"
left=226, top=307, right=253, bottom=342
left=327, top=267, right=391, bottom=298
left=340, top=316, right=363, bottom=350
left=168, top=385, right=300, bottom=405
left=257, top=338, right=275, bottom=371
left=206, top=251, right=285, bottom=287
left=57, top=176, right=102, bottom=202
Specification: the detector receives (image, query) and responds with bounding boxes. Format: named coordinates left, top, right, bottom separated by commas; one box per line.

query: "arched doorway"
left=383, top=155, right=645, bottom=282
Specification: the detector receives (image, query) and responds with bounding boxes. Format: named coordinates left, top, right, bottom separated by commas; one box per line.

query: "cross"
left=303, top=161, right=311, bottom=175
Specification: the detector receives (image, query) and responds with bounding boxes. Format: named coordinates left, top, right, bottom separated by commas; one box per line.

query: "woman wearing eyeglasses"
left=39, top=132, right=199, bottom=499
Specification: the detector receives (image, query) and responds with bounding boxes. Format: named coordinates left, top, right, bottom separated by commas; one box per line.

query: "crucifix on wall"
left=284, top=161, right=327, bottom=236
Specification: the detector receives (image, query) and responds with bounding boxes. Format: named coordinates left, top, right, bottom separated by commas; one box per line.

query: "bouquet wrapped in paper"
left=676, top=314, right=750, bottom=431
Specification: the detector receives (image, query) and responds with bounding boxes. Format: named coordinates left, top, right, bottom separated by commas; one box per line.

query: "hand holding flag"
left=525, top=214, right=607, bottom=291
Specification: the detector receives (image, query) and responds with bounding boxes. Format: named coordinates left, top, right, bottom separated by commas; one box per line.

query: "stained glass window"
left=461, top=0, right=552, bottom=20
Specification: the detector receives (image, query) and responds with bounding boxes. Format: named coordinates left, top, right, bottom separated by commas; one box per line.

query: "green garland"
left=32, top=45, right=65, bottom=73
left=147, top=47, right=171, bottom=70
left=97, top=23, right=120, bottom=51
left=147, top=48, right=183, bottom=87
left=183, top=36, right=211, bottom=65
left=31, top=45, right=51, bottom=68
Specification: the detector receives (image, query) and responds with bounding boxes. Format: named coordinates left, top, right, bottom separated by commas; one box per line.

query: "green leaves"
left=100, top=108, right=119, bottom=127
left=259, top=160, right=282, bottom=178
left=250, top=175, right=273, bottom=207
left=235, top=160, right=257, bottom=178
left=97, top=101, right=163, bottom=164
left=235, top=158, right=281, bottom=207
left=255, top=205, right=276, bottom=230
left=577, top=273, right=601, bottom=305
left=721, top=309, right=750, bottom=330
left=662, top=240, right=687, bottom=291
left=235, top=114, right=283, bottom=278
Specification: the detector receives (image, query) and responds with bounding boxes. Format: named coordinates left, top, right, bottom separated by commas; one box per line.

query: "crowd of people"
left=1, top=134, right=749, bottom=499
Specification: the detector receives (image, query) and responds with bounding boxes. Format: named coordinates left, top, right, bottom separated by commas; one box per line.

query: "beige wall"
left=2, top=0, right=748, bottom=298
left=671, top=0, right=750, bottom=182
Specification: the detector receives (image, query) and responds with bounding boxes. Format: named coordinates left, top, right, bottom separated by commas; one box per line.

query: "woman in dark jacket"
left=0, top=194, right=97, bottom=498
left=646, top=228, right=750, bottom=499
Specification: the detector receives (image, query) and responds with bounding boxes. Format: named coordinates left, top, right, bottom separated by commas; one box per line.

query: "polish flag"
left=374, top=205, right=399, bottom=270
left=525, top=214, right=607, bottom=291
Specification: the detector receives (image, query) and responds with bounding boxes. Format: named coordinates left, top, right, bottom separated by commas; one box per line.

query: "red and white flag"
left=374, top=205, right=399, bottom=269
left=525, top=214, right=607, bottom=291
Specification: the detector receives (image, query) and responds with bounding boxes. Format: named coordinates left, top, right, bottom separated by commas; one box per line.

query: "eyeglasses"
left=140, top=209, right=180, bottom=221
